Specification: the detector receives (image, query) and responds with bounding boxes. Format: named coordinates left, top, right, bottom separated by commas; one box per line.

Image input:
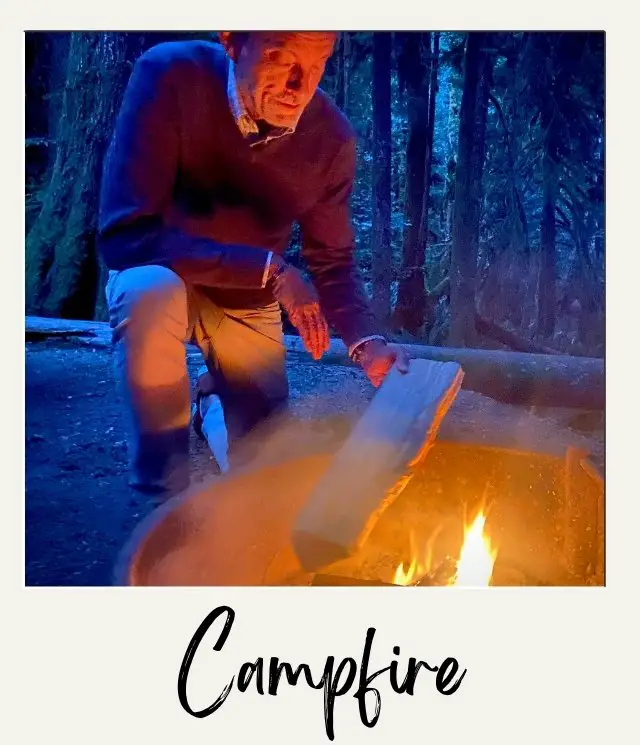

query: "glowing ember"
left=452, top=511, right=497, bottom=587
left=392, top=510, right=497, bottom=586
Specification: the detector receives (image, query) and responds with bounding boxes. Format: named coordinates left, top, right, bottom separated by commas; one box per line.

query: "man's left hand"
left=355, top=339, right=410, bottom=388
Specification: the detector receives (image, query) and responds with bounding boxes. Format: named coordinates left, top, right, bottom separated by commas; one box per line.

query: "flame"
left=392, top=526, right=441, bottom=586
left=453, top=511, right=498, bottom=587
left=393, top=556, right=422, bottom=586
left=392, top=510, right=497, bottom=587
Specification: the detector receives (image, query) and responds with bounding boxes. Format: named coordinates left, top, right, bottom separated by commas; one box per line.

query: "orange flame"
left=392, top=510, right=497, bottom=586
left=392, top=526, right=441, bottom=586
left=392, top=555, right=423, bottom=586
left=452, top=511, right=498, bottom=586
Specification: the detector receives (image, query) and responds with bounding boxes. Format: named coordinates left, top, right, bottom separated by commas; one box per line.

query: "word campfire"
left=177, top=606, right=467, bottom=740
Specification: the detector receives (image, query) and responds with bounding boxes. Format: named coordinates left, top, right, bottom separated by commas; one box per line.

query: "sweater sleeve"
left=97, top=47, right=269, bottom=289
left=299, top=137, right=380, bottom=347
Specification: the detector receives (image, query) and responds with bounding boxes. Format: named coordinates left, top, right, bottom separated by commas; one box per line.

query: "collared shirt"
left=226, top=60, right=297, bottom=147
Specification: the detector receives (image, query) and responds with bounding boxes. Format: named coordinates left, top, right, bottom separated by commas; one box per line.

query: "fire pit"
left=116, top=438, right=603, bottom=588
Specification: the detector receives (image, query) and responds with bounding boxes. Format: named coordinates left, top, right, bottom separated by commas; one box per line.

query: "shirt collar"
left=226, top=59, right=297, bottom=146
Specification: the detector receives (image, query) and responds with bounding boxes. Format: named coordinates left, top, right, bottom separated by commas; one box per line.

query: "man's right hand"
left=268, top=256, right=330, bottom=361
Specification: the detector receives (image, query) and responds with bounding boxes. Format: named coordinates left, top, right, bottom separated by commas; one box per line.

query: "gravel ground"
left=25, top=339, right=374, bottom=586
left=26, top=338, right=604, bottom=587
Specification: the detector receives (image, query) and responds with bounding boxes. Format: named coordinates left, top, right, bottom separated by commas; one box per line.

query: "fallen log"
left=286, top=336, right=604, bottom=410
left=25, top=315, right=604, bottom=410
left=26, top=315, right=113, bottom=345
left=292, top=359, right=464, bottom=572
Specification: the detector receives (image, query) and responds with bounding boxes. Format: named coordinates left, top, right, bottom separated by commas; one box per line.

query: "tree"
left=334, top=32, right=352, bottom=114
left=25, top=33, right=144, bottom=320
left=25, top=32, right=211, bottom=320
left=518, top=33, right=601, bottom=341
left=23, top=31, right=605, bottom=358
left=393, top=33, right=431, bottom=334
left=448, top=33, right=493, bottom=346
left=418, top=32, right=441, bottom=309
left=370, top=32, right=393, bottom=323
left=25, top=33, right=71, bottom=231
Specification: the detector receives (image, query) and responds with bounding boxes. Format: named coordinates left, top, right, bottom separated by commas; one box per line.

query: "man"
left=98, top=31, right=409, bottom=500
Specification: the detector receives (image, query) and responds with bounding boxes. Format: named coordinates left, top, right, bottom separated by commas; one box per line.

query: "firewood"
left=292, top=359, right=464, bottom=572
left=310, top=574, right=397, bottom=587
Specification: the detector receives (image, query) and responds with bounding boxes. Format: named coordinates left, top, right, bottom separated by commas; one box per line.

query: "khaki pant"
left=106, top=265, right=288, bottom=496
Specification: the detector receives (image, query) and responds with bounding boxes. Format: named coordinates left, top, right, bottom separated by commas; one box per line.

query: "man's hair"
left=218, top=31, right=250, bottom=47
left=219, top=31, right=337, bottom=48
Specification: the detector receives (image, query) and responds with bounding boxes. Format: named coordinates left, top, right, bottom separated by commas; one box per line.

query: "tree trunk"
left=335, top=33, right=345, bottom=110
left=334, top=33, right=351, bottom=114
left=370, top=32, right=393, bottom=324
left=489, top=91, right=528, bottom=253
left=393, top=32, right=430, bottom=334
left=343, top=32, right=352, bottom=116
left=417, top=32, right=440, bottom=333
left=537, top=104, right=558, bottom=339
left=25, top=33, right=143, bottom=320
left=448, top=33, right=492, bottom=347
left=507, top=33, right=528, bottom=254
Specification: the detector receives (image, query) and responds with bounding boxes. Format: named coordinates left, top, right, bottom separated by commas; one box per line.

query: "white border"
left=7, top=2, right=640, bottom=742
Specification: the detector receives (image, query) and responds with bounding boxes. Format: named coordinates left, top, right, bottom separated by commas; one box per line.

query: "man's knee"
left=107, top=266, right=188, bottom=337
left=106, top=266, right=189, bottom=386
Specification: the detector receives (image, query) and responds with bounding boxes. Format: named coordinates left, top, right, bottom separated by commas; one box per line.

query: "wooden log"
left=291, top=359, right=464, bottom=572
left=310, top=575, right=397, bottom=587
left=25, top=315, right=604, bottom=409
left=285, top=337, right=603, bottom=410
left=26, top=315, right=113, bottom=345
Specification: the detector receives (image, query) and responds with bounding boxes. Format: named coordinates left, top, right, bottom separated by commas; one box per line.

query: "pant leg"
left=192, top=298, right=289, bottom=442
left=105, top=266, right=192, bottom=496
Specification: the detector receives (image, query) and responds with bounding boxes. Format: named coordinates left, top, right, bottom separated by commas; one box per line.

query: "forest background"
left=25, top=31, right=605, bottom=357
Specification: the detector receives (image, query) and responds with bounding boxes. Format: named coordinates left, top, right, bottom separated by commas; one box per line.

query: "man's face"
left=234, top=32, right=336, bottom=128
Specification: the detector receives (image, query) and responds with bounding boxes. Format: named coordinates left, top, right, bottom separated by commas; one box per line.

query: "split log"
left=25, top=315, right=604, bottom=409
left=292, top=359, right=464, bottom=572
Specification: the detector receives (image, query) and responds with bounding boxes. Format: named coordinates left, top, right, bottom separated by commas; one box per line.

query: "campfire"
left=393, top=510, right=498, bottom=587
left=121, top=442, right=604, bottom=588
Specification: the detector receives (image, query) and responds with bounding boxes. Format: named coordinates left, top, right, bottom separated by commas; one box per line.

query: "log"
left=285, top=337, right=603, bottom=410
left=310, top=575, right=397, bottom=587
left=25, top=315, right=604, bottom=409
left=291, top=359, right=464, bottom=572
left=26, top=315, right=113, bottom=345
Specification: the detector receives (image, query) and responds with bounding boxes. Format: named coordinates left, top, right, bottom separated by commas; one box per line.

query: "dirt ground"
left=26, top=337, right=604, bottom=587
left=25, top=339, right=375, bottom=586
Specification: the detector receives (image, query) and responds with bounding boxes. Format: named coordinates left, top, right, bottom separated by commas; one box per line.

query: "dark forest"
left=25, top=31, right=605, bottom=356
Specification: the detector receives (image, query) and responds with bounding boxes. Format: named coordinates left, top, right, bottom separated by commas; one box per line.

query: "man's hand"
left=268, top=257, right=330, bottom=361
left=353, top=339, right=410, bottom=388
